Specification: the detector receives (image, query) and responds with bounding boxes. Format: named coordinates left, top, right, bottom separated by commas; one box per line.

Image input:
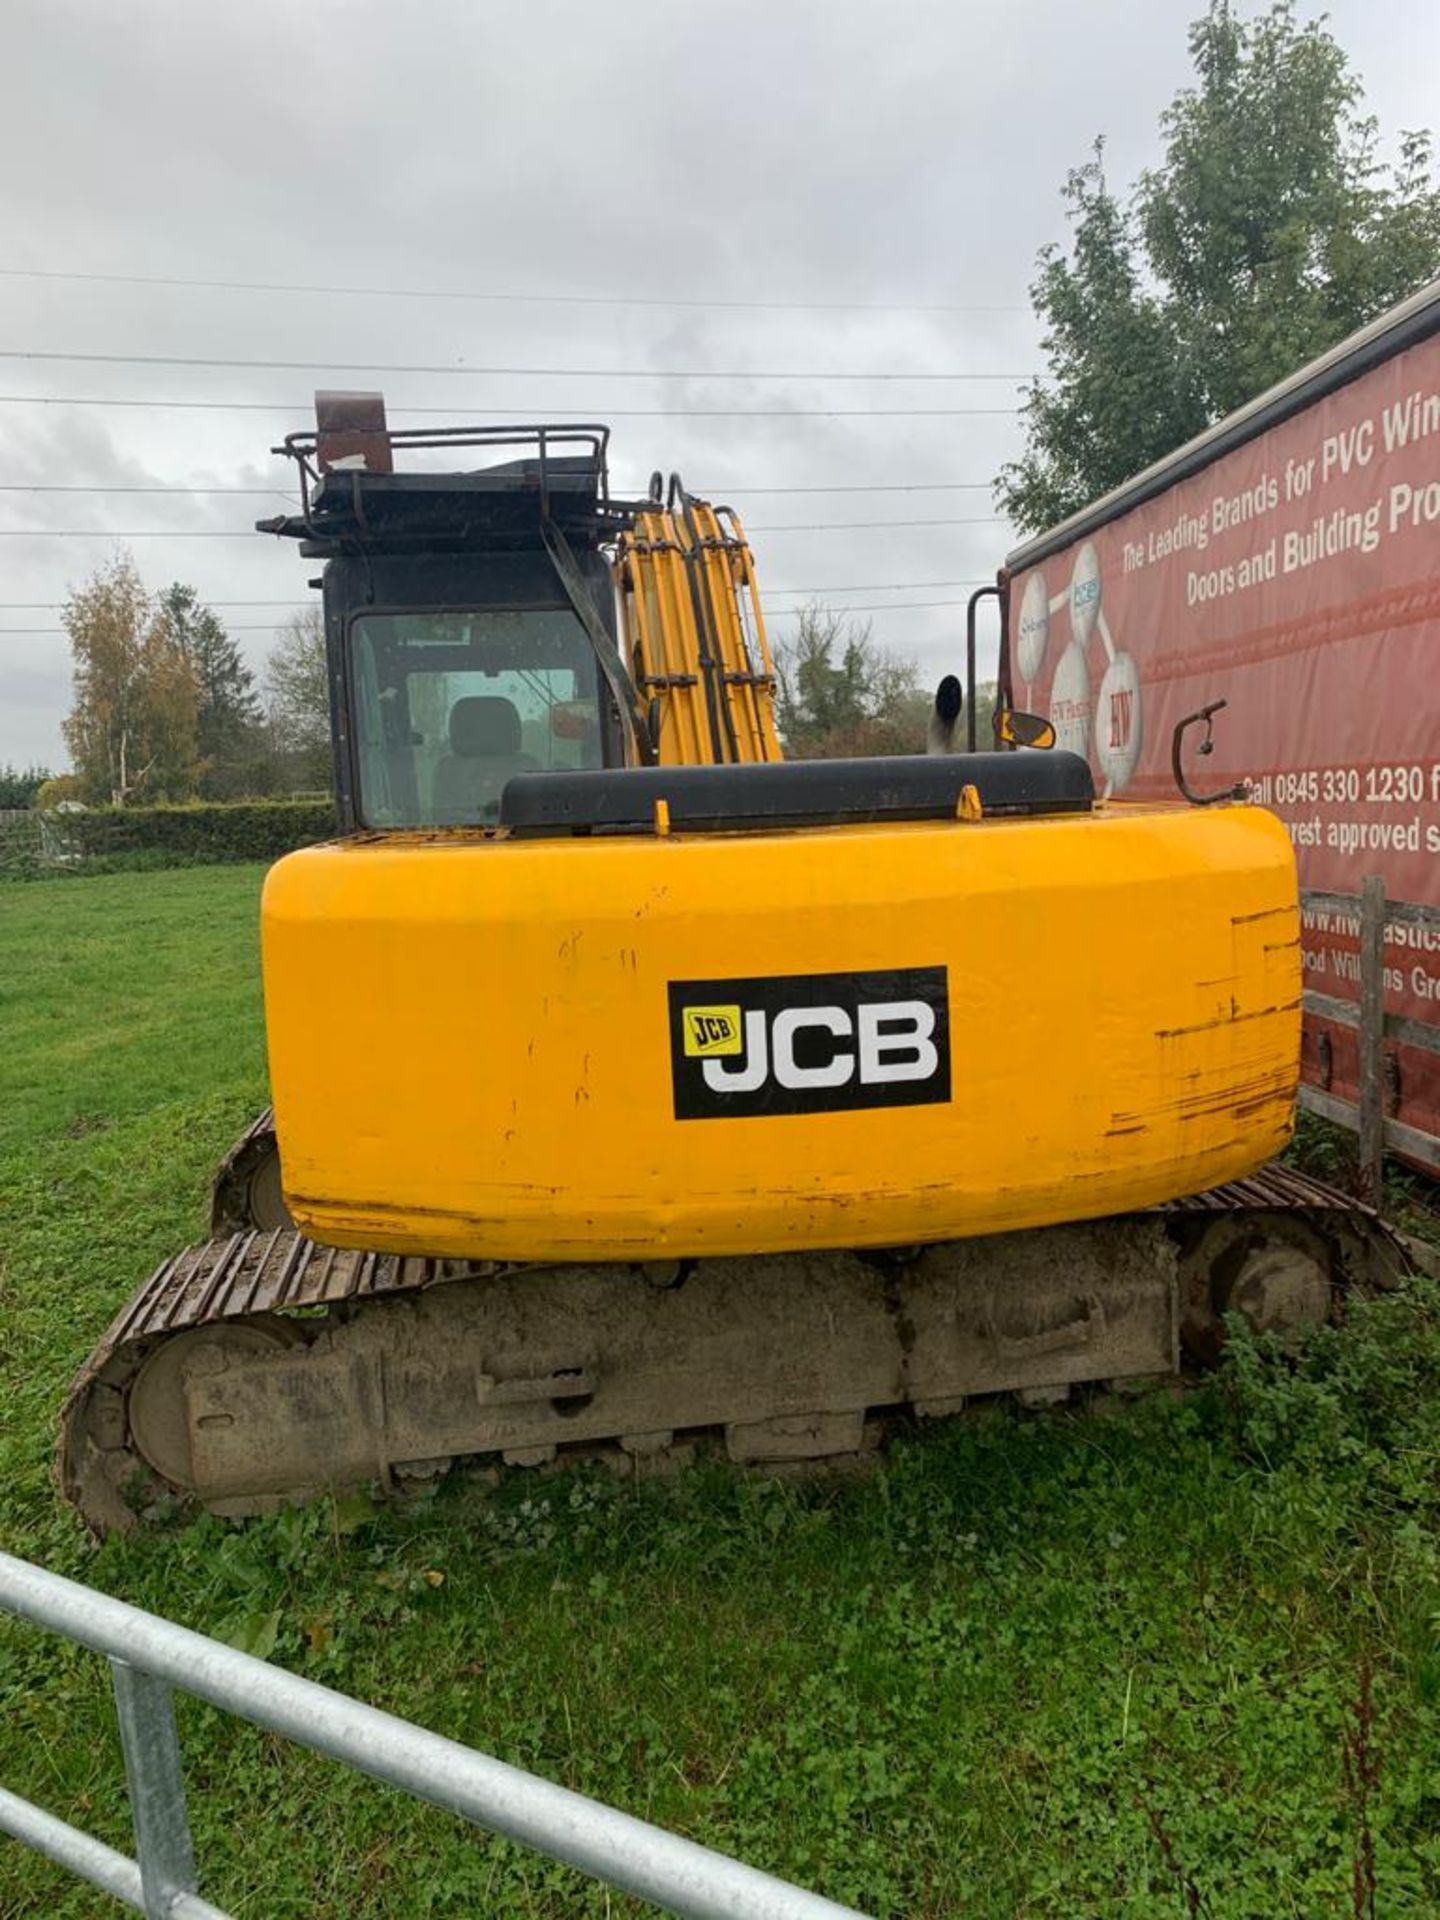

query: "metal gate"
left=0, top=1551, right=866, bottom=1920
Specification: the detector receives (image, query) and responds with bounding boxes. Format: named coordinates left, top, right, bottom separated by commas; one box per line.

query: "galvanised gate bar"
left=0, top=1550, right=867, bottom=1920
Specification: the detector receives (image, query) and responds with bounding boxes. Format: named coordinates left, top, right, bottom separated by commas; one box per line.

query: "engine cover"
left=261, top=802, right=1300, bottom=1259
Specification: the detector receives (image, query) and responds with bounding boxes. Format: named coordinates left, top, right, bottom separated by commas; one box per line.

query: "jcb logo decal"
left=682, top=1005, right=743, bottom=1057
left=669, top=967, right=950, bottom=1120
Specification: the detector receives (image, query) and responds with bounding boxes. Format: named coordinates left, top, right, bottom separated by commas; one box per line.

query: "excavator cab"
left=262, top=406, right=637, bottom=831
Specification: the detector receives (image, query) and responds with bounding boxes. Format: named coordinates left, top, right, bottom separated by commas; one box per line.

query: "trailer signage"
left=1006, top=307, right=1440, bottom=1145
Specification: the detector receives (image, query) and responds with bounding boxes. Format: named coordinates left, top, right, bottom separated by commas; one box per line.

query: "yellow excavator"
left=59, top=397, right=1398, bottom=1533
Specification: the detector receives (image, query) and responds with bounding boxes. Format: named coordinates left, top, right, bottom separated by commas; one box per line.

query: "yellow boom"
left=616, top=489, right=781, bottom=766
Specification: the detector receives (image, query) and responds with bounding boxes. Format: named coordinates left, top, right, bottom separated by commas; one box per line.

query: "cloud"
left=2, top=0, right=1436, bottom=763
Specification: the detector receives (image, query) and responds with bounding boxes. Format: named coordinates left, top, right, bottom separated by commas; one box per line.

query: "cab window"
left=349, top=609, right=603, bottom=827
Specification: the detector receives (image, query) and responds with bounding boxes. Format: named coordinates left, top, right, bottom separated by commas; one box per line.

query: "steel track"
left=58, top=1137, right=1406, bottom=1535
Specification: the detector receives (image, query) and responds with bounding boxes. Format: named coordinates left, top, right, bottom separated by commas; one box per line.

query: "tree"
left=264, top=607, right=333, bottom=791
left=61, top=553, right=201, bottom=805
left=32, top=774, right=84, bottom=808
left=998, top=146, right=1203, bottom=534
left=1000, top=0, right=1440, bottom=532
left=157, top=582, right=264, bottom=799
left=0, top=764, right=53, bottom=809
left=773, top=605, right=930, bottom=757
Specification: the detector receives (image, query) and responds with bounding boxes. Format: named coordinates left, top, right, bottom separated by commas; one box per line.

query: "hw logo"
left=668, top=968, right=951, bottom=1120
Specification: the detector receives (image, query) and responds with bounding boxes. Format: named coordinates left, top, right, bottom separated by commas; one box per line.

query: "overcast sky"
left=2, top=0, right=1437, bottom=769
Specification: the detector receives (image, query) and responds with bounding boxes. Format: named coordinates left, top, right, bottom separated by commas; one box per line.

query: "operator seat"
left=432, top=695, right=539, bottom=824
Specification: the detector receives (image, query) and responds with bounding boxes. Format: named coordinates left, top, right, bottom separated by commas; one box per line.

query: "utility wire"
left=0, top=348, right=1029, bottom=382
left=683, top=474, right=998, bottom=483
left=0, top=623, right=300, bottom=635
left=0, top=264, right=1025, bottom=315
left=1, top=599, right=979, bottom=636
left=0, top=394, right=1019, bottom=419
left=765, top=598, right=975, bottom=614
left=0, top=579, right=991, bottom=610
left=0, top=517, right=1005, bottom=536
left=0, top=479, right=995, bottom=496
left=0, top=529, right=261, bottom=538
left=764, top=578, right=990, bottom=594
left=0, top=483, right=298, bottom=495
left=754, top=518, right=1002, bottom=531
left=0, top=598, right=310, bottom=609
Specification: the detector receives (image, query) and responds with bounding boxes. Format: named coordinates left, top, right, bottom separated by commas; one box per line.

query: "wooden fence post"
left=1357, top=873, right=1386, bottom=1203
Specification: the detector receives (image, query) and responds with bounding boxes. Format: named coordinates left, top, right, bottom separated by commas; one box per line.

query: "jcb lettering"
left=699, top=1011, right=769, bottom=1090
left=771, top=1006, right=852, bottom=1090
left=857, top=1001, right=939, bottom=1084
left=670, top=969, right=950, bottom=1119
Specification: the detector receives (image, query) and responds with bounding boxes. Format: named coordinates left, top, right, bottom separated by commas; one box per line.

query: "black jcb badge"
left=668, top=967, right=951, bottom=1120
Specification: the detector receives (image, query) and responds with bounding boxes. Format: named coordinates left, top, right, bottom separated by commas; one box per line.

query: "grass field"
left=2, top=865, right=1439, bottom=1919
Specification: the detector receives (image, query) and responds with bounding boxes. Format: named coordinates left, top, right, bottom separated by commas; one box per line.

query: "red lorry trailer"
left=999, top=276, right=1440, bottom=1175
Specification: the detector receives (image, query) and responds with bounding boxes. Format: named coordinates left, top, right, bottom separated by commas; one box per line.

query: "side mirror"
left=1171, top=699, right=1247, bottom=806
left=994, top=709, right=1056, bottom=750
left=926, top=675, right=964, bottom=754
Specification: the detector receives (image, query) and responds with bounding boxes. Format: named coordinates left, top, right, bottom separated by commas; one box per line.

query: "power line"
left=0, top=517, right=1005, bottom=537
left=0, top=529, right=259, bottom=538
left=0, top=264, right=1026, bottom=316
left=0, top=623, right=293, bottom=635
left=696, top=483, right=995, bottom=494
left=752, top=518, right=1002, bottom=531
left=0, top=348, right=1029, bottom=383
left=765, top=599, right=975, bottom=614
left=764, top=579, right=989, bottom=594
left=0, top=483, right=297, bottom=496
left=0, top=597, right=980, bottom=638
left=0, top=479, right=995, bottom=498
left=0, top=598, right=309, bottom=609
left=0, top=394, right=1020, bottom=419
left=0, top=580, right=990, bottom=612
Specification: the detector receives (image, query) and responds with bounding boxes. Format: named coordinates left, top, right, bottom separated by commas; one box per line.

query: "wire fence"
left=0, top=806, right=82, bottom=873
